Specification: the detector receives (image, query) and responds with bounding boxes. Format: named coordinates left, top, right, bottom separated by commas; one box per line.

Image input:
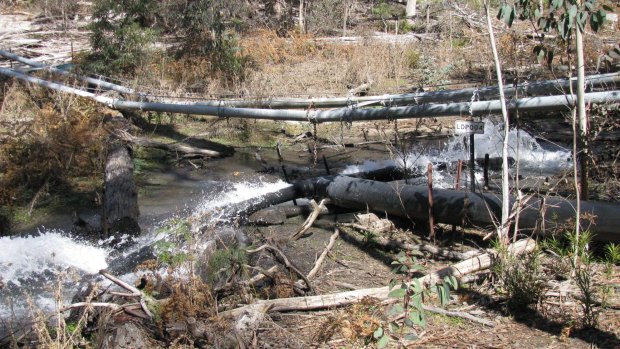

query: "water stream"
left=343, top=119, right=571, bottom=188
left=0, top=119, right=571, bottom=337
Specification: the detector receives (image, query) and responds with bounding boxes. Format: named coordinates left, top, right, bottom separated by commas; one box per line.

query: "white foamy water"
left=0, top=176, right=293, bottom=327
left=341, top=119, right=571, bottom=188
left=340, top=159, right=397, bottom=175
left=441, top=119, right=572, bottom=173
left=193, top=178, right=291, bottom=222
left=0, top=231, right=109, bottom=286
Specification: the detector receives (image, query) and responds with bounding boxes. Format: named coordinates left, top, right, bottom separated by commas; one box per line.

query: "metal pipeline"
left=2, top=50, right=619, bottom=108
left=0, top=50, right=136, bottom=95
left=294, top=176, right=620, bottom=242
left=2, top=66, right=620, bottom=123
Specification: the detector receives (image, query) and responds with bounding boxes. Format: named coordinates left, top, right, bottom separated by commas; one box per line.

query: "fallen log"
left=248, top=203, right=332, bottom=226
left=221, top=238, right=535, bottom=319
left=117, top=130, right=228, bottom=158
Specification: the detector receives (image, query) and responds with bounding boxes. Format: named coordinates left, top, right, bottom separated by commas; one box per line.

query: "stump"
left=103, top=140, right=140, bottom=237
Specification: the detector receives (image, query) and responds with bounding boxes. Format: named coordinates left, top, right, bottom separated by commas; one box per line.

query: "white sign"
left=454, top=120, right=485, bottom=135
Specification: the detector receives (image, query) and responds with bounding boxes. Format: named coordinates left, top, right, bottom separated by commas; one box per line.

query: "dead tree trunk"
left=406, top=0, right=417, bottom=24
left=103, top=139, right=140, bottom=238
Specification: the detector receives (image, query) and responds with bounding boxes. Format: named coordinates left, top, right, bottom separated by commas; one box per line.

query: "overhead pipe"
left=0, top=49, right=136, bottom=95
left=2, top=66, right=620, bottom=122
left=112, top=90, right=620, bottom=122
left=193, top=73, right=620, bottom=108
left=2, top=50, right=619, bottom=108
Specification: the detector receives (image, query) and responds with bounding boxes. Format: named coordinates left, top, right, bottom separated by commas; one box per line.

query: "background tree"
left=406, top=0, right=417, bottom=24
left=86, top=0, right=159, bottom=75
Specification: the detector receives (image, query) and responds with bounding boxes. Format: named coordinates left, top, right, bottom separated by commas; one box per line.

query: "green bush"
left=84, top=0, right=159, bottom=76
left=493, top=240, right=545, bottom=311
left=405, top=49, right=421, bottom=69
left=371, top=2, right=405, bottom=18
left=175, top=0, right=252, bottom=83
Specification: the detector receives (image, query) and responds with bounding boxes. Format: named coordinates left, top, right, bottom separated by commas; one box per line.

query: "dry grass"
left=0, top=82, right=107, bottom=208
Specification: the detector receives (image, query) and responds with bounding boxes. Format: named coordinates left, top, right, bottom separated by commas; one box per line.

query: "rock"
left=355, top=213, right=395, bottom=234
left=0, top=213, right=10, bottom=236
left=98, top=321, right=163, bottom=349
left=248, top=208, right=287, bottom=225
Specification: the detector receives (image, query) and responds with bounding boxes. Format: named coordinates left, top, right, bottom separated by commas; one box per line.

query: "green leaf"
left=388, top=288, right=407, bottom=299
left=411, top=294, right=423, bottom=310
left=559, top=15, right=570, bottom=39
left=568, top=5, right=577, bottom=28
left=597, top=9, right=607, bottom=29
left=546, top=50, right=555, bottom=68
left=405, top=333, right=418, bottom=341
left=404, top=317, right=414, bottom=327
left=389, top=304, right=404, bottom=315
left=578, top=11, right=588, bottom=32
left=590, top=12, right=600, bottom=32
left=538, top=17, right=548, bottom=31
left=568, top=5, right=578, bottom=18
left=373, top=327, right=384, bottom=339
left=534, top=8, right=542, bottom=20
left=411, top=264, right=425, bottom=271
left=505, top=5, right=516, bottom=27
left=412, top=279, right=422, bottom=294
left=436, top=284, right=450, bottom=306
left=449, top=275, right=458, bottom=290
left=442, top=284, right=450, bottom=306
left=409, top=311, right=424, bottom=326
left=498, top=4, right=514, bottom=27
left=377, top=335, right=389, bottom=348
left=389, top=322, right=400, bottom=332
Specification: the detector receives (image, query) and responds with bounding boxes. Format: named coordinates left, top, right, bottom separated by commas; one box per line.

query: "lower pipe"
left=299, top=176, right=620, bottom=243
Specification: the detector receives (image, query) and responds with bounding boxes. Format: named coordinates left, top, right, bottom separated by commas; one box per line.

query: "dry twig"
left=291, top=199, right=326, bottom=240
left=307, top=229, right=340, bottom=280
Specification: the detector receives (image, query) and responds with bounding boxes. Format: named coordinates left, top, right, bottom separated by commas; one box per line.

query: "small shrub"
left=571, top=230, right=600, bottom=328
left=494, top=245, right=545, bottom=311
left=405, top=49, right=422, bottom=69
left=205, top=247, right=248, bottom=286
left=373, top=252, right=457, bottom=347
